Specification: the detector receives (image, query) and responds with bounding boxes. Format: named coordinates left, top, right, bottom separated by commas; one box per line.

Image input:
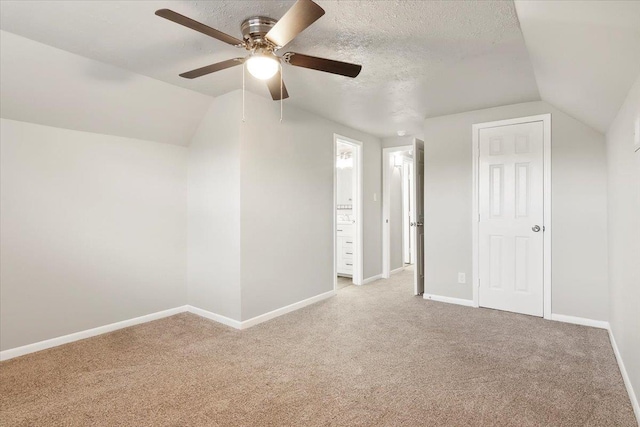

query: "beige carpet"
left=1, top=269, right=636, bottom=426
left=337, top=276, right=353, bottom=290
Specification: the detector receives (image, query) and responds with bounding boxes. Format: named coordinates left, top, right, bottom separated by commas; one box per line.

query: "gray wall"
left=239, top=92, right=382, bottom=320
left=423, top=101, right=609, bottom=321
left=187, top=93, right=242, bottom=320
left=0, top=119, right=187, bottom=351
left=382, top=135, right=423, bottom=149
left=606, top=74, right=640, bottom=411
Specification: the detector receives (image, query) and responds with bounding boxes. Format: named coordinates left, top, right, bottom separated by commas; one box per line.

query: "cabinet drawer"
left=342, top=238, right=354, bottom=247
left=342, top=247, right=354, bottom=258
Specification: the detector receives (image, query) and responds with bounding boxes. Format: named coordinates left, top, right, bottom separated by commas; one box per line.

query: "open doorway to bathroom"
left=334, top=135, right=363, bottom=291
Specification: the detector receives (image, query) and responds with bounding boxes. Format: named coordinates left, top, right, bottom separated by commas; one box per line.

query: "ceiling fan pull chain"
left=280, top=63, right=283, bottom=123
left=242, top=63, right=246, bottom=122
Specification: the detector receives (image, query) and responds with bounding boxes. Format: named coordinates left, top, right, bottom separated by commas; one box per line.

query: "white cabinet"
left=337, top=224, right=354, bottom=276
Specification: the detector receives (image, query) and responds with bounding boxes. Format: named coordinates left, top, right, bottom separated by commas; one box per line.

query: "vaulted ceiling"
left=0, top=0, right=540, bottom=138
left=515, top=0, right=640, bottom=134
left=1, top=1, right=639, bottom=140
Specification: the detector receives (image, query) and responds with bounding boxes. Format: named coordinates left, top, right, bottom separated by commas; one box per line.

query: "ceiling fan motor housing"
left=241, top=17, right=278, bottom=49
left=155, top=0, right=361, bottom=101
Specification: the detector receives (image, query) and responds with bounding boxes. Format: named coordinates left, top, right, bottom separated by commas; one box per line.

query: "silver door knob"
left=532, top=225, right=541, bottom=232
left=416, top=222, right=423, bottom=227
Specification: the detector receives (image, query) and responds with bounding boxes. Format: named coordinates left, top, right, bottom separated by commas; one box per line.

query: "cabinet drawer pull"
left=346, top=241, right=353, bottom=244
left=337, top=229, right=343, bottom=232
left=346, top=252, right=353, bottom=255
left=346, top=263, right=353, bottom=266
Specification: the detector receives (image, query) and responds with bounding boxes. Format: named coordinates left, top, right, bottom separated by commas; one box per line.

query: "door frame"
left=402, top=157, right=414, bottom=265
left=471, top=114, right=552, bottom=319
left=334, top=134, right=364, bottom=288
left=382, top=145, right=413, bottom=278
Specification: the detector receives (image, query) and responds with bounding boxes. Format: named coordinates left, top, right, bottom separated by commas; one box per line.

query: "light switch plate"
left=457, top=272, right=466, bottom=284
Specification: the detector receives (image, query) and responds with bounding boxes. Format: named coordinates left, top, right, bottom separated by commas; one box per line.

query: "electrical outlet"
left=457, top=273, right=466, bottom=284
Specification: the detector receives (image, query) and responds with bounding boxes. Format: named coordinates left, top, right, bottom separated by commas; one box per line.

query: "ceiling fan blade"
left=155, top=9, right=245, bottom=47
left=265, top=0, right=325, bottom=48
left=266, top=70, right=290, bottom=100
left=179, top=58, right=244, bottom=79
left=284, top=52, right=362, bottom=78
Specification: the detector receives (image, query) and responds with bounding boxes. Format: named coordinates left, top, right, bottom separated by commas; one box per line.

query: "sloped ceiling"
left=515, top=0, right=640, bottom=133
left=0, top=0, right=540, bottom=138
left=0, top=31, right=212, bottom=146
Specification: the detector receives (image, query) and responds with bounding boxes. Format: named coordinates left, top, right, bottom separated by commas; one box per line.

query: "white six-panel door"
left=413, top=138, right=425, bottom=296
left=478, top=121, right=544, bottom=317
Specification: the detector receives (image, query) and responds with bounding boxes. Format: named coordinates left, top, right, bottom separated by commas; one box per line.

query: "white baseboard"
left=550, top=313, right=609, bottom=330
left=608, top=328, right=640, bottom=424
left=0, top=291, right=338, bottom=361
left=239, top=290, right=336, bottom=329
left=390, top=267, right=405, bottom=275
left=0, top=306, right=188, bottom=361
left=188, top=290, right=336, bottom=330
left=186, top=306, right=242, bottom=329
left=550, top=314, right=638, bottom=423
left=423, top=294, right=475, bottom=307
left=362, top=274, right=382, bottom=284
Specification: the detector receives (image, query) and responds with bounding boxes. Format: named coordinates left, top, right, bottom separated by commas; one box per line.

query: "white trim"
left=423, top=294, right=475, bottom=307
left=382, top=145, right=413, bottom=279
left=1, top=290, right=338, bottom=361
left=362, top=274, right=382, bottom=284
left=0, top=306, right=188, bottom=361
left=190, top=291, right=336, bottom=330
left=609, top=327, right=640, bottom=423
left=390, top=266, right=405, bottom=275
left=334, top=134, right=364, bottom=287
left=239, top=290, right=336, bottom=329
left=550, top=313, right=609, bottom=330
left=471, top=114, right=552, bottom=318
left=550, top=315, right=639, bottom=422
left=186, top=306, right=242, bottom=329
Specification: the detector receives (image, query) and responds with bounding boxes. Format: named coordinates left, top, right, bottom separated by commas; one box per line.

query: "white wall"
left=187, top=93, right=242, bottom=320
left=0, top=119, right=187, bottom=351
left=423, top=101, right=609, bottom=321
left=606, top=73, right=640, bottom=413
left=239, top=92, right=382, bottom=320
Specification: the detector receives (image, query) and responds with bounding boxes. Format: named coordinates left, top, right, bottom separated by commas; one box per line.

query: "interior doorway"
left=382, top=139, right=425, bottom=295
left=472, top=114, right=552, bottom=318
left=334, top=135, right=363, bottom=290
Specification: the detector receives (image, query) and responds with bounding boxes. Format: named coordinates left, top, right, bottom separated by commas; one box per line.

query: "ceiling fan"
left=155, top=0, right=362, bottom=101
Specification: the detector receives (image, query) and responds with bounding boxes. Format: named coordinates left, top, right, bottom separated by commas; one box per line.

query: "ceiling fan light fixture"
left=156, top=0, right=362, bottom=101
left=246, top=53, right=279, bottom=80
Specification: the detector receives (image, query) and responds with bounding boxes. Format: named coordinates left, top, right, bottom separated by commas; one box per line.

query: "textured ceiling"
left=515, top=0, right=640, bottom=133
left=0, top=0, right=540, bottom=138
